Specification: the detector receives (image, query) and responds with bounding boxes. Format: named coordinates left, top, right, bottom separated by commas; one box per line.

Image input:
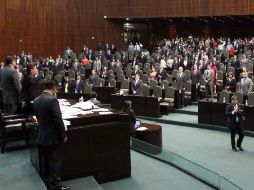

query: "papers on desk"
left=99, top=111, right=113, bottom=115
left=92, top=108, right=109, bottom=112
left=58, top=99, right=112, bottom=118
left=136, top=127, right=148, bottom=131
left=71, top=101, right=99, bottom=110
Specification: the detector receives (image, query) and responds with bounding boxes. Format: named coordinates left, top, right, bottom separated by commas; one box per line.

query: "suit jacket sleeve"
left=136, top=81, right=143, bottom=94
left=13, top=70, right=22, bottom=94
left=225, top=105, right=234, bottom=117
left=51, top=98, right=66, bottom=141
left=248, top=79, right=253, bottom=95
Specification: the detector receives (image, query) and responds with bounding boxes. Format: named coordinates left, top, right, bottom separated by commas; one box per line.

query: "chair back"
left=54, top=74, right=63, bottom=85
left=117, top=74, right=125, bottom=82
left=142, top=84, right=150, bottom=96
left=153, top=86, right=162, bottom=98
left=218, top=90, right=229, bottom=103
left=217, top=70, right=224, bottom=82
left=44, top=74, right=52, bottom=80
left=108, top=79, right=116, bottom=87
left=58, top=70, right=65, bottom=76
left=121, top=79, right=129, bottom=90
left=46, top=70, right=53, bottom=77
left=184, top=70, right=191, bottom=81
left=84, top=83, right=92, bottom=94
left=68, top=70, right=76, bottom=80
left=84, top=64, right=91, bottom=69
left=141, top=74, right=148, bottom=84
left=160, top=80, right=169, bottom=89
left=80, top=67, right=86, bottom=77
left=166, top=75, right=173, bottom=84
left=234, top=91, right=244, bottom=104
left=149, top=79, right=158, bottom=90
left=172, top=70, right=178, bottom=78
left=164, top=86, right=175, bottom=103
left=247, top=92, right=254, bottom=106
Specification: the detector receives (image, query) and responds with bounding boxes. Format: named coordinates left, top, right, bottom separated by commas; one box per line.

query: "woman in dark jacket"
left=226, top=72, right=236, bottom=93
left=122, top=101, right=136, bottom=137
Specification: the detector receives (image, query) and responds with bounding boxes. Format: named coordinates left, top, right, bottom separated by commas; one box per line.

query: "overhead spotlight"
left=104, top=16, right=107, bottom=19
left=126, top=18, right=130, bottom=21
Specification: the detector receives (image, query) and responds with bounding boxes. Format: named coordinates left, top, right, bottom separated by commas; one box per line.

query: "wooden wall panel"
left=0, top=0, right=123, bottom=60
left=1, top=0, right=254, bottom=60
left=106, top=0, right=254, bottom=18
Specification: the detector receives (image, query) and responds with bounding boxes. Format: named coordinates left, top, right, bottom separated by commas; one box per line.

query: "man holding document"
left=33, top=80, right=70, bottom=190
left=225, top=95, right=245, bottom=152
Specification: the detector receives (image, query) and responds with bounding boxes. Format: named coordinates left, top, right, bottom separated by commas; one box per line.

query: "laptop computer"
left=135, top=120, right=141, bottom=129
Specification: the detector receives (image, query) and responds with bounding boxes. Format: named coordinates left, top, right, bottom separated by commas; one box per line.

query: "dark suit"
left=175, top=72, right=186, bottom=91
left=1, top=66, right=22, bottom=114
left=71, top=62, right=82, bottom=73
left=180, top=60, right=192, bottom=70
left=226, top=78, right=236, bottom=93
left=89, top=74, right=99, bottom=86
left=225, top=104, right=245, bottom=148
left=74, top=80, right=85, bottom=93
left=33, top=92, right=66, bottom=190
left=21, top=75, right=43, bottom=115
left=132, top=79, right=143, bottom=95
left=156, top=69, right=167, bottom=80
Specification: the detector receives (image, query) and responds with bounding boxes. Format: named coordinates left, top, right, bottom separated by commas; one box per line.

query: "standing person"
left=33, top=80, right=71, bottom=190
left=225, top=96, right=245, bottom=152
left=132, top=74, right=143, bottom=96
left=21, top=63, right=43, bottom=115
left=203, top=64, right=214, bottom=100
left=175, top=66, right=186, bottom=92
left=93, top=56, right=102, bottom=74
left=122, top=101, right=136, bottom=137
left=240, top=71, right=253, bottom=103
left=1, top=56, right=22, bottom=114
left=190, top=64, right=201, bottom=101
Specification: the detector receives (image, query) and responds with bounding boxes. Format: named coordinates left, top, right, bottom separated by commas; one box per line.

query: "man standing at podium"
left=225, top=95, right=245, bottom=152
left=33, top=80, right=70, bottom=190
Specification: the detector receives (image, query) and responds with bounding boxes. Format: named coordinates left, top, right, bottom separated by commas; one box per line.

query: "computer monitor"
left=135, top=120, right=141, bottom=128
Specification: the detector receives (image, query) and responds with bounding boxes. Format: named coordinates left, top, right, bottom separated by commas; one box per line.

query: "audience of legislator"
left=1, top=36, right=254, bottom=117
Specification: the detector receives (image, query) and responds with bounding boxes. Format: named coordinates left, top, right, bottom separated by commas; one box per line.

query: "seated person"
left=226, top=72, right=236, bottom=93
left=132, top=74, right=143, bottom=96
left=89, top=69, right=99, bottom=86
left=89, top=92, right=101, bottom=106
left=122, top=101, right=136, bottom=137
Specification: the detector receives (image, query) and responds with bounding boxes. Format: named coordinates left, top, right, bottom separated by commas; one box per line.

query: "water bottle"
left=75, top=89, right=77, bottom=93
left=100, top=82, right=102, bottom=87
left=245, top=100, right=248, bottom=106
left=223, top=97, right=226, bottom=103
left=109, top=82, right=111, bottom=87
left=162, top=84, right=165, bottom=89
left=79, top=96, right=84, bottom=102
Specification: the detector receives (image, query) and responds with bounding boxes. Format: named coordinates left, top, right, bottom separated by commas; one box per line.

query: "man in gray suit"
left=240, top=71, right=253, bottom=95
left=203, top=64, right=214, bottom=100
left=240, top=71, right=253, bottom=103
left=1, top=56, right=22, bottom=114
